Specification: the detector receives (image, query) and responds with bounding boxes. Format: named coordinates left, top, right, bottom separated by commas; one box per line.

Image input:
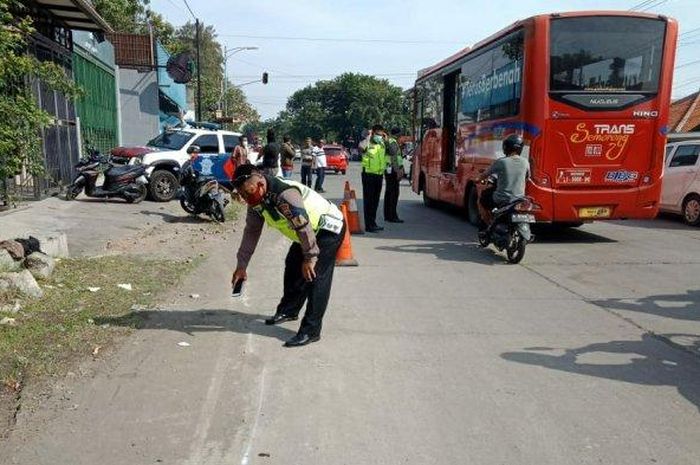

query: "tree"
left=91, top=0, right=174, bottom=47
left=278, top=73, right=411, bottom=145
left=0, top=0, right=81, bottom=203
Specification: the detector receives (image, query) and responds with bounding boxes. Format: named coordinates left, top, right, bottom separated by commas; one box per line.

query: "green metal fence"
left=72, top=48, right=118, bottom=153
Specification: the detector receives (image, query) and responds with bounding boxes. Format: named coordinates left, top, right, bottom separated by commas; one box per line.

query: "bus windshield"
left=550, top=17, right=666, bottom=93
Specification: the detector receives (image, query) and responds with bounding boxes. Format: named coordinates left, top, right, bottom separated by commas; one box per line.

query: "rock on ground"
left=0, top=249, right=20, bottom=272
left=0, top=240, right=24, bottom=261
left=24, top=252, right=56, bottom=279
left=0, top=270, right=43, bottom=299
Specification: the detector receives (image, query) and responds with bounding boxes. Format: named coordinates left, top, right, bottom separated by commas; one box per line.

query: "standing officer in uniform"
left=231, top=164, right=345, bottom=347
left=384, top=127, right=404, bottom=223
left=360, top=124, right=387, bottom=232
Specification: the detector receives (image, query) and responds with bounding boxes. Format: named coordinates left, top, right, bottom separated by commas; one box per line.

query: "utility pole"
left=195, top=18, right=202, bottom=121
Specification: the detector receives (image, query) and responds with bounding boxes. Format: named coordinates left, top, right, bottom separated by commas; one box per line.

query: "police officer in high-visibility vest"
left=231, top=164, right=345, bottom=347
left=360, top=124, right=387, bottom=232
left=383, top=127, right=404, bottom=223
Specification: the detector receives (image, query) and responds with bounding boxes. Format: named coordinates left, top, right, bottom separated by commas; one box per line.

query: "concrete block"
left=36, top=233, right=69, bottom=258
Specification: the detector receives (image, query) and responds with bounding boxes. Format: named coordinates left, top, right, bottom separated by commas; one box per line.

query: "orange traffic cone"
left=346, top=189, right=364, bottom=234
left=343, top=180, right=352, bottom=201
left=336, top=203, right=359, bottom=267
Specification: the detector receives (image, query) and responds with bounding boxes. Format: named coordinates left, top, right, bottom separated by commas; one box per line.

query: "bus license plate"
left=578, top=207, right=611, bottom=219
left=511, top=213, right=535, bottom=223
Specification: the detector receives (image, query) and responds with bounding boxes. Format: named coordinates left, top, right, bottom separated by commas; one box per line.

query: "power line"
left=629, top=0, right=667, bottom=11
left=641, top=0, right=669, bottom=11
left=219, top=33, right=462, bottom=45
left=676, top=58, right=700, bottom=69
left=181, top=0, right=196, bottom=20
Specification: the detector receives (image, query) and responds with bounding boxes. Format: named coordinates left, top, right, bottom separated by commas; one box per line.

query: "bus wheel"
left=682, top=194, right=700, bottom=226
left=423, top=188, right=436, bottom=207
left=466, top=186, right=480, bottom=226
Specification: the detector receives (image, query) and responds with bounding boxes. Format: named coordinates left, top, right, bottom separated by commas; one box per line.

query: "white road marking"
left=240, top=367, right=267, bottom=465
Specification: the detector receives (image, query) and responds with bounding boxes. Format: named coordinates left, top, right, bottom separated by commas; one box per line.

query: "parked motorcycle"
left=65, top=148, right=148, bottom=203
left=477, top=180, right=536, bottom=264
left=178, top=145, right=229, bottom=222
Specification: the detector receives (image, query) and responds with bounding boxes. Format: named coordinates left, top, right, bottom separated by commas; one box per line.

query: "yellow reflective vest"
left=362, top=141, right=387, bottom=175
left=253, top=177, right=343, bottom=243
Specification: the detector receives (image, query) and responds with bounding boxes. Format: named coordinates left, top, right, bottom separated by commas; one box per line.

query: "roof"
left=669, top=91, right=700, bottom=132
left=34, top=0, right=113, bottom=32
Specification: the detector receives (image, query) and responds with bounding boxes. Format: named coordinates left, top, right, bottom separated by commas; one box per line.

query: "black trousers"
left=276, top=227, right=344, bottom=337
left=300, top=165, right=313, bottom=187
left=361, top=171, right=383, bottom=228
left=383, top=172, right=400, bottom=221
left=314, top=167, right=326, bottom=191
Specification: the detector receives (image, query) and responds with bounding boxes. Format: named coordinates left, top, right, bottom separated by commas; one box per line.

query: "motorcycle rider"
left=477, top=134, right=530, bottom=227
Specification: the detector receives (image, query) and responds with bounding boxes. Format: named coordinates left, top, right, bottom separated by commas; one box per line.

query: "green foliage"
left=0, top=0, right=82, bottom=199
left=262, top=73, right=411, bottom=145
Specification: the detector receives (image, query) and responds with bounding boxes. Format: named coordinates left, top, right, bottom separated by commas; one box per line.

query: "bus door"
left=438, top=71, right=460, bottom=204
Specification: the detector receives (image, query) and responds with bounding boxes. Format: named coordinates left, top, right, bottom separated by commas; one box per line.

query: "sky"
left=150, top=0, right=700, bottom=120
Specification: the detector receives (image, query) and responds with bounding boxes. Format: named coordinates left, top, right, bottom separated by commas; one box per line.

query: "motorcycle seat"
left=108, top=165, right=142, bottom=177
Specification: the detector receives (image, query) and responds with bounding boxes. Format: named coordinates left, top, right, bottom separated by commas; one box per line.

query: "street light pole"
left=195, top=18, right=202, bottom=121
left=222, top=46, right=258, bottom=116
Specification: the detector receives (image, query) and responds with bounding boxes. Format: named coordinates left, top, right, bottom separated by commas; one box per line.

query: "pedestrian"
left=361, top=124, right=387, bottom=232
left=384, top=127, right=404, bottom=223
left=257, top=128, right=280, bottom=176
left=300, top=137, right=314, bottom=187
left=314, top=139, right=327, bottom=193
left=231, top=164, right=346, bottom=347
left=281, top=135, right=296, bottom=179
left=232, top=135, right=251, bottom=167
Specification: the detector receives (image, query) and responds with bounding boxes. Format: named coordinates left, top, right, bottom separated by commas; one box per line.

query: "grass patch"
left=224, top=199, right=242, bottom=222
left=0, top=256, right=194, bottom=392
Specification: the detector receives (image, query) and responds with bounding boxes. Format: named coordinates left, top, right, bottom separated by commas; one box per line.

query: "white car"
left=660, top=140, right=700, bottom=225
left=112, top=127, right=241, bottom=202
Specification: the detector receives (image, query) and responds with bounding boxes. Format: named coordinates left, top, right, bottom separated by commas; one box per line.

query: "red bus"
left=411, top=11, right=678, bottom=225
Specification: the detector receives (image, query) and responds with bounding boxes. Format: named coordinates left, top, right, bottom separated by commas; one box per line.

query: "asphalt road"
left=3, top=163, right=699, bottom=465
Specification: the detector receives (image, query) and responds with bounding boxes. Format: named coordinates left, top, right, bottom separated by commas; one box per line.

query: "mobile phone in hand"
left=232, top=279, right=245, bottom=297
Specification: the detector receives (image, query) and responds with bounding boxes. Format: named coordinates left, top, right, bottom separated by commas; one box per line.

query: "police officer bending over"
left=231, top=164, right=346, bottom=347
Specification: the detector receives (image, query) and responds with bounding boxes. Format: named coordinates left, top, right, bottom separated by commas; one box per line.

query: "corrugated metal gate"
left=72, top=47, right=118, bottom=154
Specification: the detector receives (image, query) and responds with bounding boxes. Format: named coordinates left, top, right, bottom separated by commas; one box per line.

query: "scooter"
left=178, top=145, right=229, bottom=222
left=66, top=148, right=149, bottom=203
left=477, top=177, right=536, bottom=264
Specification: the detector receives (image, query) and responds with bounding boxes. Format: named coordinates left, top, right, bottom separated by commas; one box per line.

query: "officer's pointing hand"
left=232, top=268, right=247, bottom=287
left=302, top=259, right=317, bottom=282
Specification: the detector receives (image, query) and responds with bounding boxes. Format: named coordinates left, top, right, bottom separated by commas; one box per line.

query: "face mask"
left=372, top=135, right=384, bottom=144
left=242, top=181, right=265, bottom=206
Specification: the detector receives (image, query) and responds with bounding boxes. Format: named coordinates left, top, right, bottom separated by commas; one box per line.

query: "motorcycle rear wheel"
left=125, top=184, right=147, bottom=204
left=506, top=232, right=526, bottom=264
left=65, top=183, right=83, bottom=201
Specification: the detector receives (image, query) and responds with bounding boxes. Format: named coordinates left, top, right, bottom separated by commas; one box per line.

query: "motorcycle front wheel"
left=211, top=202, right=226, bottom=223
left=506, top=231, right=526, bottom=264
left=180, top=197, right=197, bottom=214
left=65, top=179, right=84, bottom=200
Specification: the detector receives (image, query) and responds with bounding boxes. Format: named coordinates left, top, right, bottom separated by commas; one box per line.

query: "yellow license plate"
left=578, top=206, right=612, bottom=219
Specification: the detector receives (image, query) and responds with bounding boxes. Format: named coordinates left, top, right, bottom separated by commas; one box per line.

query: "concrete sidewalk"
left=0, top=196, right=188, bottom=257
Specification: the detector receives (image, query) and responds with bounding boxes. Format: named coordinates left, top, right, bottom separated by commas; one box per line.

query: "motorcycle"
left=178, top=145, right=229, bottom=222
left=65, top=148, right=149, bottom=203
left=477, top=177, right=536, bottom=264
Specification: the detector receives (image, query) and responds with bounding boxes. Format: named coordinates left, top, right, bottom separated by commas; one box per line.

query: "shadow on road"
left=139, top=209, right=208, bottom=224
left=592, top=290, right=700, bottom=322
left=531, top=225, right=617, bottom=244
left=501, top=334, right=700, bottom=411
left=95, top=309, right=296, bottom=342
left=610, top=214, right=698, bottom=231
left=375, top=241, right=504, bottom=265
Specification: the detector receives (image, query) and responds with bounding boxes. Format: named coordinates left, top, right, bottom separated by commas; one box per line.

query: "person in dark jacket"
left=257, top=129, right=280, bottom=176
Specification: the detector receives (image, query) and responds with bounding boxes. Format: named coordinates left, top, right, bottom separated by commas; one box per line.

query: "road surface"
left=3, top=163, right=699, bottom=465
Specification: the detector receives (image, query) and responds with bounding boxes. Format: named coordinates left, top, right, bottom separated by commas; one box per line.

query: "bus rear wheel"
left=466, top=186, right=480, bottom=226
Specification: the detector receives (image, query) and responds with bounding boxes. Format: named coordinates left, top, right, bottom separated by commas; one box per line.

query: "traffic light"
left=262, top=72, right=269, bottom=84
